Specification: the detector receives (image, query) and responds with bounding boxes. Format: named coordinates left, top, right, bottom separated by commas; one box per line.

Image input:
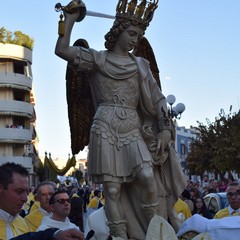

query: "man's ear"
left=50, top=204, right=54, bottom=212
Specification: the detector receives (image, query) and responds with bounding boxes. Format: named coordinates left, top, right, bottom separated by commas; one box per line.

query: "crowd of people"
left=0, top=162, right=111, bottom=240
left=185, top=174, right=236, bottom=199
left=2, top=162, right=240, bottom=240
left=0, top=162, right=85, bottom=240
left=26, top=181, right=105, bottom=235
left=175, top=175, right=240, bottom=239
left=174, top=174, right=240, bottom=222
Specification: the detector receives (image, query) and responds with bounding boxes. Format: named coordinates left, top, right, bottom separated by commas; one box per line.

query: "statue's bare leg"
left=137, top=166, right=160, bottom=223
left=103, top=182, right=128, bottom=239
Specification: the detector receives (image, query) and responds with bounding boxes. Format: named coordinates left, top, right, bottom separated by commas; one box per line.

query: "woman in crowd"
left=192, top=197, right=213, bottom=219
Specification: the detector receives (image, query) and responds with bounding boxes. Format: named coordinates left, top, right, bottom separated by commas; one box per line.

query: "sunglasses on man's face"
left=54, top=198, right=71, bottom=204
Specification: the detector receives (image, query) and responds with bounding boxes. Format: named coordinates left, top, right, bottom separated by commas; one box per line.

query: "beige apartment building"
left=0, top=43, right=40, bottom=185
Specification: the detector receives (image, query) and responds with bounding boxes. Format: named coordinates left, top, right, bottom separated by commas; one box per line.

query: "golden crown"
left=116, top=0, right=159, bottom=27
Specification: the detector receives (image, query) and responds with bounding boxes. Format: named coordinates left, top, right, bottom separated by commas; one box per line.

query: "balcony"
left=0, top=100, right=33, bottom=117
left=0, top=72, right=32, bottom=91
left=0, top=127, right=32, bottom=143
left=0, top=156, right=33, bottom=173
left=0, top=43, right=32, bottom=64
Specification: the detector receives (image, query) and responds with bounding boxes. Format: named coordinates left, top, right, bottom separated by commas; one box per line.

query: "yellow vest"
left=24, top=209, right=44, bottom=231
left=72, top=193, right=79, bottom=198
left=88, top=197, right=99, bottom=209
left=99, top=197, right=105, bottom=206
left=27, top=192, right=35, bottom=205
left=29, top=201, right=40, bottom=213
left=0, top=215, right=29, bottom=240
left=89, top=190, right=94, bottom=200
left=214, top=207, right=230, bottom=219
left=174, top=198, right=192, bottom=222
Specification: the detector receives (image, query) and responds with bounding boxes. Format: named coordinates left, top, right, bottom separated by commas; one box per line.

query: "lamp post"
left=167, top=94, right=186, bottom=174
left=166, top=94, right=185, bottom=119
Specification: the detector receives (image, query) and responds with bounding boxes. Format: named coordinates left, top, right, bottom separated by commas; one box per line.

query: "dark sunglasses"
left=54, top=198, right=71, bottom=204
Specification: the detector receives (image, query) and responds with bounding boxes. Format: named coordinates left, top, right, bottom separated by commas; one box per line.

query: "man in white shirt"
left=37, top=190, right=79, bottom=231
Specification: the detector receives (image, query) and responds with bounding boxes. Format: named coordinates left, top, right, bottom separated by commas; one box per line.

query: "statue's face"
left=115, top=25, right=143, bottom=52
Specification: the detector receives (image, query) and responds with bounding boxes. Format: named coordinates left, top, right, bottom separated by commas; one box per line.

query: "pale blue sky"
left=1, top=1, right=240, bottom=160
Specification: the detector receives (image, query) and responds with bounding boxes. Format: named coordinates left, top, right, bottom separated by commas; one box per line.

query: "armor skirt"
left=88, top=121, right=153, bottom=183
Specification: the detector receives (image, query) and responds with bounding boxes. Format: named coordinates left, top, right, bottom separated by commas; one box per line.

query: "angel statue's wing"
left=66, top=39, right=95, bottom=155
left=133, top=36, right=161, bottom=90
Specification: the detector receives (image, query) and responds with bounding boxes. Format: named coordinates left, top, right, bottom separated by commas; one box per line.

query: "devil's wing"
left=133, top=36, right=161, bottom=90
left=66, top=39, right=95, bottom=155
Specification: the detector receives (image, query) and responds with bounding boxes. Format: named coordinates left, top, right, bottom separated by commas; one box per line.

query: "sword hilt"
left=55, top=1, right=115, bottom=21
left=55, top=0, right=86, bottom=22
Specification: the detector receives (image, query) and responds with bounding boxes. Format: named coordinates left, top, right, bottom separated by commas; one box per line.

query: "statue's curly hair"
left=104, top=17, right=146, bottom=50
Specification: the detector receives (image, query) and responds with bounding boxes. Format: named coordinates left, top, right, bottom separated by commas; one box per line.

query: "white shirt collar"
left=228, top=205, right=240, bottom=215
left=0, top=209, right=17, bottom=223
left=39, top=207, right=51, bottom=216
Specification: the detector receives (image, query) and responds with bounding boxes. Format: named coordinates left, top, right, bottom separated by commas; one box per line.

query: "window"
left=13, top=60, right=27, bottom=75
left=180, top=143, right=186, bottom=154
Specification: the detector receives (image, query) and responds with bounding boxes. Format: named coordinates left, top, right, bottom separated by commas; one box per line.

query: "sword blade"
left=86, top=10, right=115, bottom=20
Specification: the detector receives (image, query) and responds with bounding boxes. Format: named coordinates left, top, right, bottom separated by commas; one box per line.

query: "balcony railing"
left=0, top=100, right=33, bottom=117
left=0, top=72, right=32, bottom=90
left=0, top=128, right=32, bottom=143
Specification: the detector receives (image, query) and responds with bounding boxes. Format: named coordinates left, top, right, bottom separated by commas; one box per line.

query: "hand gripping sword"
left=55, top=0, right=115, bottom=22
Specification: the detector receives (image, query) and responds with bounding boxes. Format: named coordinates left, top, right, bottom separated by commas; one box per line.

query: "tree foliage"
left=0, top=27, right=34, bottom=50
left=186, top=107, right=240, bottom=177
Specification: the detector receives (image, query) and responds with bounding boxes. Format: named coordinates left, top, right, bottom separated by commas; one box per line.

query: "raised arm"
left=55, top=2, right=86, bottom=62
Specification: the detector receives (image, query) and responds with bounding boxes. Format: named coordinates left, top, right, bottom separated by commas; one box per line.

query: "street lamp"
left=167, top=94, right=185, bottom=119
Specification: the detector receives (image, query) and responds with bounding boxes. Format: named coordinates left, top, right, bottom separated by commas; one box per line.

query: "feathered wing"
left=66, top=39, right=95, bottom=155
left=133, top=36, right=161, bottom=90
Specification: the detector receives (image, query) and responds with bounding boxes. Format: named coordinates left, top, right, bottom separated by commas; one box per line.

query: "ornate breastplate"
left=93, top=73, right=140, bottom=132
left=90, top=73, right=141, bottom=149
left=94, top=72, right=139, bottom=107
